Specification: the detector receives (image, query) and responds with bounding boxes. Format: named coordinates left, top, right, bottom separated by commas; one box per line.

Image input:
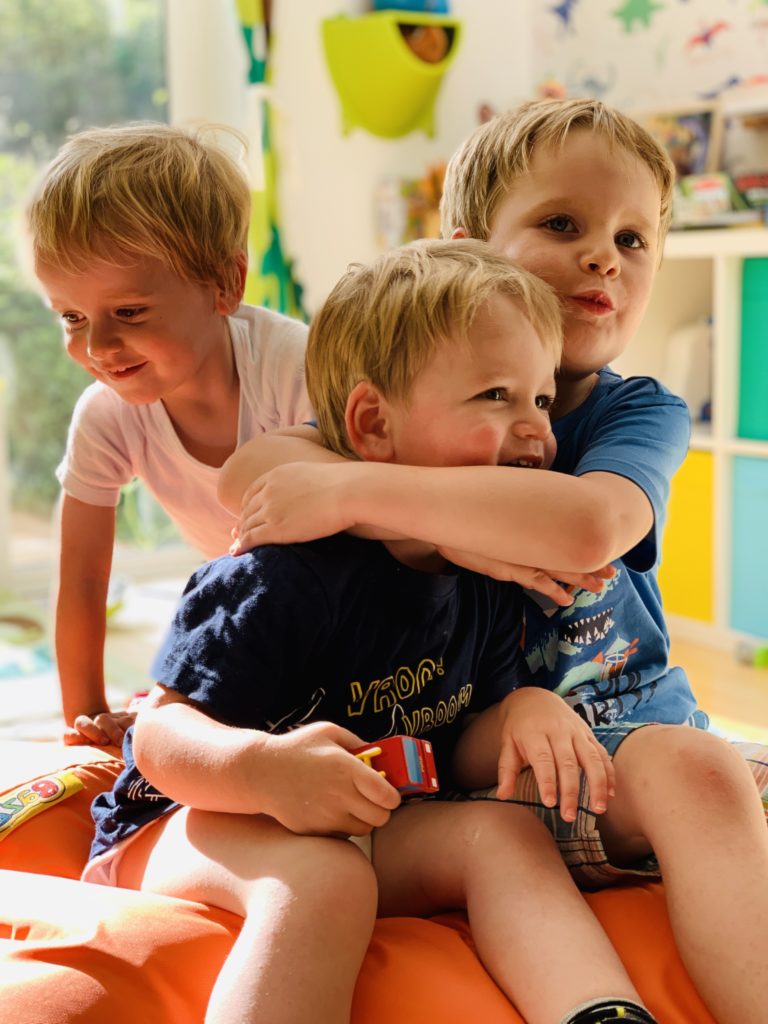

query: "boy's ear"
left=214, top=250, right=248, bottom=315
left=451, top=227, right=468, bottom=240
left=345, top=380, right=396, bottom=462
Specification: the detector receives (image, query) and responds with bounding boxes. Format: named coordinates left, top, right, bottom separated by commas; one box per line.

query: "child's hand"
left=260, top=721, right=401, bottom=837
left=63, top=707, right=135, bottom=747
left=495, top=688, right=614, bottom=822
left=231, top=463, right=354, bottom=555
left=437, top=546, right=615, bottom=604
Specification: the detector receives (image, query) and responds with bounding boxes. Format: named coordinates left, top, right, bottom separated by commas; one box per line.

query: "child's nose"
left=579, top=238, right=619, bottom=278
left=513, top=408, right=551, bottom=440
left=85, top=321, right=123, bottom=359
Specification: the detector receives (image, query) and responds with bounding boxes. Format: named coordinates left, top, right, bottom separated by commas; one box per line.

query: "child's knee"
left=626, top=726, right=755, bottom=808
left=320, top=836, right=378, bottom=909
left=675, top=729, right=756, bottom=805
left=269, top=834, right=378, bottom=921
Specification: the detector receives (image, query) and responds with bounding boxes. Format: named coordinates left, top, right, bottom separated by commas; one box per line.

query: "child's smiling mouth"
left=101, top=361, right=148, bottom=381
left=504, top=455, right=544, bottom=469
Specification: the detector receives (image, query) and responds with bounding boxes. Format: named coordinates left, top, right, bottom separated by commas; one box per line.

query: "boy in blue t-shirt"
left=220, top=100, right=768, bottom=1024
left=85, top=241, right=659, bottom=1024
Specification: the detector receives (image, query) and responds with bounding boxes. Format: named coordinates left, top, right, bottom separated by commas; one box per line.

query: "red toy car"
left=352, top=736, right=439, bottom=795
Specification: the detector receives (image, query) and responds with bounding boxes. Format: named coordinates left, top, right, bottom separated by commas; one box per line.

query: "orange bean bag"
left=0, top=741, right=714, bottom=1023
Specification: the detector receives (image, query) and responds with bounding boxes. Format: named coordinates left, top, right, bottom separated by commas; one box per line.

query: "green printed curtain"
left=235, top=0, right=306, bottom=319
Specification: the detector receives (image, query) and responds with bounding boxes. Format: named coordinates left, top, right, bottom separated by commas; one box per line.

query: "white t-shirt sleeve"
left=56, top=383, right=135, bottom=507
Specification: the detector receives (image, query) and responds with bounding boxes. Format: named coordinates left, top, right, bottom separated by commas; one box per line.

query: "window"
left=0, top=0, right=198, bottom=598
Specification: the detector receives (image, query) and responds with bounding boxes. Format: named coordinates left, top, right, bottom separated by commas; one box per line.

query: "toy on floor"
left=735, top=640, right=768, bottom=668
left=353, top=735, right=439, bottom=794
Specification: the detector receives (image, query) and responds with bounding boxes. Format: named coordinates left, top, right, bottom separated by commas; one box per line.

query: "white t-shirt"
left=56, top=304, right=312, bottom=559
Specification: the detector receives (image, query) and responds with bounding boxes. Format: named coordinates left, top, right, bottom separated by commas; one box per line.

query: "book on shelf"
left=672, top=171, right=767, bottom=230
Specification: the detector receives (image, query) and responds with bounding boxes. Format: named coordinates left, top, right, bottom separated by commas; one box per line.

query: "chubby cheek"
left=622, top=280, right=654, bottom=337
left=64, top=332, right=87, bottom=365
left=496, top=239, right=563, bottom=291
left=516, top=252, right=567, bottom=296
left=63, top=333, right=99, bottom=379
left=431, top=422, right=504, bottom=467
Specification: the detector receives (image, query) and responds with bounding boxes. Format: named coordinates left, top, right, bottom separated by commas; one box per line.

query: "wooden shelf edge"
left=665, top=227, right=768, bottom=260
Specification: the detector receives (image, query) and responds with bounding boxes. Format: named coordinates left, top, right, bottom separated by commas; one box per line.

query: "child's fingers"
left=233, top=482, right=268, bottom=553
left=547, top=739, right=582, bottom=822
left=325, top=724, right=368, bottom=751
left=544, top=569, right=612, bottom=595
left=574, top=733, right=615, bottom=813
left=435, top=549, right=576, bottom=604
left=500, top=737, right=559, bottom=806
left=317, top=723, right=402, bottom=811
left=233, top=517, right=264, bottom=554
left=555, top=734, right=614, bottom=820
left=91, top=712, right=129, bottom=747
left=70, top=714, right=113, bottom=746
left=574, top=573, right=607, bottom=594
left=526, top=740, right=560, bottom=808
left=239, top=477, right=265, bottom=513
left=63, top=723, right=98, bottom=746
left=594, top=564, right=617, bottom=579
left=526, top=573, right=576, bottom=606
left=234, top=517, right=284, bottom=554
left=496, top=734, right=526, bottom=799
left=329, top=817, right=375, bottom=839
left=353, top=759, right=402, bottom=813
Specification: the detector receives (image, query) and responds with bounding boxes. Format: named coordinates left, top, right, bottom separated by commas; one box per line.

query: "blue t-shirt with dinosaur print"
left=522, top=368, right=699, bottom=727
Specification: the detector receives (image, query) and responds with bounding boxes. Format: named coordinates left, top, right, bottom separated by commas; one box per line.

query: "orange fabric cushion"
left=0, top=742, right=123, bottom=879
left=0, top=870, right=715, bottom=1024
left=0, top=741, right=715, bottom=1023
left=0, top=870, right=241, bottom=1024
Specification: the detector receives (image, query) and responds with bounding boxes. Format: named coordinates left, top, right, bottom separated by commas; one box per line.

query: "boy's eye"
left=60, top=312, right=84, bottom=327
left=115, top=307, right=145, bottom=319
left=616, top=230, right=645, bottom=250
left=479, top=387, right=506, bottom=402
left=535, top=395, right=555, bottom=412
left=542, top=214, right=576, bottom=234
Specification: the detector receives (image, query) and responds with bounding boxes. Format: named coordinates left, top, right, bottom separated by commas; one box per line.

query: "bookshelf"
left=614, top=227, right=768, bottom=649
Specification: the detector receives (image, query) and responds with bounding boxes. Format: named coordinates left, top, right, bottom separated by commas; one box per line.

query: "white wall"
left=167, top=0, right=533, bottom=312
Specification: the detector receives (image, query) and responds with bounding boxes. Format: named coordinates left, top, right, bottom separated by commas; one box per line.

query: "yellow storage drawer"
left=658, top=450, right=714, bottom=622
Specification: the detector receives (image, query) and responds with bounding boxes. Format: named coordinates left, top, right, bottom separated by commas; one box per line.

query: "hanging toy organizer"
left=322, top=10, right=461, bottom=139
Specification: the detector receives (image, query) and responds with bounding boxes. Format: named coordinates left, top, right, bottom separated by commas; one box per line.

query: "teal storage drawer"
left=730, top=456, right=768, bottom=638
left=738, top=259, right=768, bottom=441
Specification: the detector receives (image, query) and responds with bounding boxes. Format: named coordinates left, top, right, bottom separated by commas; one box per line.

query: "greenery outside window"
left=0, top=0, right=199, bottom=598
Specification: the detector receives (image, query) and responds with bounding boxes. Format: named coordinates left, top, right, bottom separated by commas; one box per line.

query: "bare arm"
left=217, top=425, right=339, bottom=514
left=56, top=495, right=133, bottom=745
left=235, top=460, right=652, bottom=574
left=336, top=464, right=652, bottom=571
left=133, top=684, right=401, bottom=836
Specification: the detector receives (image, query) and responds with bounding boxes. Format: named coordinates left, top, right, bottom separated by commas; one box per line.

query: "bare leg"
left=373, top=800, right=643, bottom=1024
left=117, top=808, right=378, bottom=1024
left=598, top=725, right=768, bottom=1024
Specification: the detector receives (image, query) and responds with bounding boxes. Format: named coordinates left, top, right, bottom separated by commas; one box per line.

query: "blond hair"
left=441, top=98, right=676, bottom=249
left=307, top=238, right=562, bottom=459
left=26, top=122, right=250, bottom=295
